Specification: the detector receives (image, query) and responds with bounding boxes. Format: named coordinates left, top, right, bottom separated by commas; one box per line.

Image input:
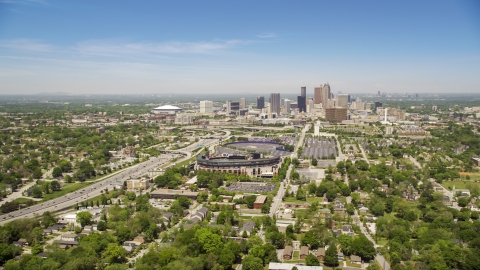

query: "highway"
left=0, top=138, right=218, bottom=226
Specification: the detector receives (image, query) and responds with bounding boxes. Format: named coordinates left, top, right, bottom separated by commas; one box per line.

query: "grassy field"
left=172, top=157, right=196, bottom=169
left=459, top=172, right=480, bottom=181
left=42, top=182, right=91, bottom=201
left=12, top=197, right=35, bottom=204
left=441, top=180, right=480, bottom=191
left=283, top=196, right=324, bottom=204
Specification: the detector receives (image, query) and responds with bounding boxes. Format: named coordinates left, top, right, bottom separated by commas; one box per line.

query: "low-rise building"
left=254, top=195, right=268, bottom=209
left=150, top=189, right=199, bottom=199
left=283, top=246, right=293, bottom=260
left=300, top=246, right=309, bottom=259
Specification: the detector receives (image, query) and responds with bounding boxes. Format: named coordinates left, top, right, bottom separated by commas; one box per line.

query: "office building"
left=297, top=96, right=306, bottom=113
left=338, top=94, right=349, bottom=108
left=301, top=86, right=306, bottom=97
left=307, top=98, right=314, bottom=113
left=270, top=93, right=280, bottom=115
left=257, top=96, right=265, bottom=109
left=284, top=99, right=291, bottom=114
left=227, top=100, right=240, bottom=114
left=199, top=100, right=213, bottom=113
left=374, top=101, right=383, bottom=111
left=240, top=98, right=246, bottom=109
left=314, top=83, right=330, bottom=108
left=325, top=107, right=347, bottom=122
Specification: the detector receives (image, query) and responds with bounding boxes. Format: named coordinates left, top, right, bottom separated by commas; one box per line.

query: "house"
left=37, top=252, right=49, bottom=259
left=61, top=234, right=78, bottom=242
left=190, top=215, right=203, bottom=223
left=322, top=194, right=329, bottom=203
left=46, top=223, right=66, bottom=233
left=341, top=225, right=354, bottom=236
left=82, top=225, right=93, bottom=234
left=123, top=241, right=139, bottom=252
left=283, top=246, right=293, bottom=260
left=350, top=255, right=362, bottom=263
left=196, top=207, right=209, bottom=219
left=316, top=248, right=325, bottom=261
left=133, top=236, right=145, bottom=245
left=268, top=262, right=323, bottom=270
left=338, top=251, right=344, bottom=261
left=239, top=221, right=256, bottom=237
left=254, top=195, right=268, bottom=209
left=13, top=238, right=28, bottom=247
left=300, top=246, right=309, bottom=259
left=163, top=212, right=174, bottom=221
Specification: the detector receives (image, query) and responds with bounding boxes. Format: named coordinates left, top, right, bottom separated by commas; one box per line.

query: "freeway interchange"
left=0, top=138, right=218, bottom=226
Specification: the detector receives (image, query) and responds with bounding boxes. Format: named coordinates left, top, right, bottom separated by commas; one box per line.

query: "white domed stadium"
left=152, top=105, right=183, bottom=115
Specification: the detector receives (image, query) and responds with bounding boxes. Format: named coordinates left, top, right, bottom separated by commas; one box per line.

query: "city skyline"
left=0, top=0, right=479, bottom=95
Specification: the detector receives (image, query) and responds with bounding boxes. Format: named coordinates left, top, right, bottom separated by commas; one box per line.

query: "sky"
left=0, top=0, right=479, bottom=95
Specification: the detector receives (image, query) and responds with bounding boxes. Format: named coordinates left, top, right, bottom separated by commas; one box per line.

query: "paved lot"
left=301, top=137, right=337, bottom=159
left=226, top=182, right=276, bottom=193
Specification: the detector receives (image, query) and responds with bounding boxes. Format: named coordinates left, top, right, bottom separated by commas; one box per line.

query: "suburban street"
left=0, top=138, right=219, bottom=226
left=353, top=209, right=391, bottom=270
left=269, top=124, right=309, bottom=217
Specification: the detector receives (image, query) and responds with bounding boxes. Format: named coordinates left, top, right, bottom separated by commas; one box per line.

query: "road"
left=408, top=156, right=422, bottom=170
left=0, top=138, right=218, bottom=225
left=358, top=143, right=370, bottom=164
left=269, top=124, right=309, bottom=218
left=0, top=181, right=37, bottom=207
left=352, top=209, right=390, bottom=270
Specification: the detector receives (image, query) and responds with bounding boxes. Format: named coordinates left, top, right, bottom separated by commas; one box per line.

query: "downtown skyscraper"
left=270, top=93, right=280, bottom=115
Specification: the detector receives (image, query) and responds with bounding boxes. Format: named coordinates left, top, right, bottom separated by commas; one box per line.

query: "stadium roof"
left=153, top=105, right=182, bottom=110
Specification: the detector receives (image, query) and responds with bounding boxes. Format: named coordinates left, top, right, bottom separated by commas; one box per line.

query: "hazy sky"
left=0, top=0, right=479, bottom=95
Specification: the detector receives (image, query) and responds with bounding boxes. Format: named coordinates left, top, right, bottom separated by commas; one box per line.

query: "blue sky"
left=0, top=0, right=479, bottom=95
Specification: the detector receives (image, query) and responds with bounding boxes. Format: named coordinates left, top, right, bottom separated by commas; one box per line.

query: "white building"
left=175, top=114, right=193, bottom=125
left=200, top=100, right=213, bottom=113
left=338, top=94, right=348, bottom=108
left=240, top=98, right=246, bottom=109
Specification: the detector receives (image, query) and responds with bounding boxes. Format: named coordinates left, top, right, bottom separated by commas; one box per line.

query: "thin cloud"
left=72, top=39, right=251, bottom=57
left=257, top=33, right=276, bottom=39
left=0, top=39, right=55, bottom=52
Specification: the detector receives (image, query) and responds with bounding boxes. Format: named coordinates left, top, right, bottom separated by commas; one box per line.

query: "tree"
left=52, top=167, right=63, bottom=178
left=50, top=180, right=61, bottom=191
left=351, top=235, right=376, bottom=261
left=305, top=253, right=320, bottom=266
left=242, top=255, right=264, bottom=270
left=102, top=243, right=127, bottom=264
left=65, top=175, right=73, bottom=183
left=97, top=221, right=107, bottom=231
left=458, top=197, right=469, bottom=207
left=32, top=186, right=43, bottom=198
left=371, top=203, right=385, bottom=216
left=116, top=226, right=133, bottom=243
left=76, top=211, right=93, bottom=227
left=326, top=189, right=337, bottom=201
left=324, top=244, right=339, bottom=267
left=266, top=231, right=285, bottom=249
left=301, top=230, right=320, bottom=249
left=246, top=195, right=256, bottom=209
left=31, top=244, right=43, bottom=255
left=311, top=158, right=318, bottom=166
left=337, top=234, right=353, bottom=255
left=33, top=167, right=43, bottom=179
left=41, top=211, right=57, bottom=228
left=195, top=227, right=223, bottom=253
